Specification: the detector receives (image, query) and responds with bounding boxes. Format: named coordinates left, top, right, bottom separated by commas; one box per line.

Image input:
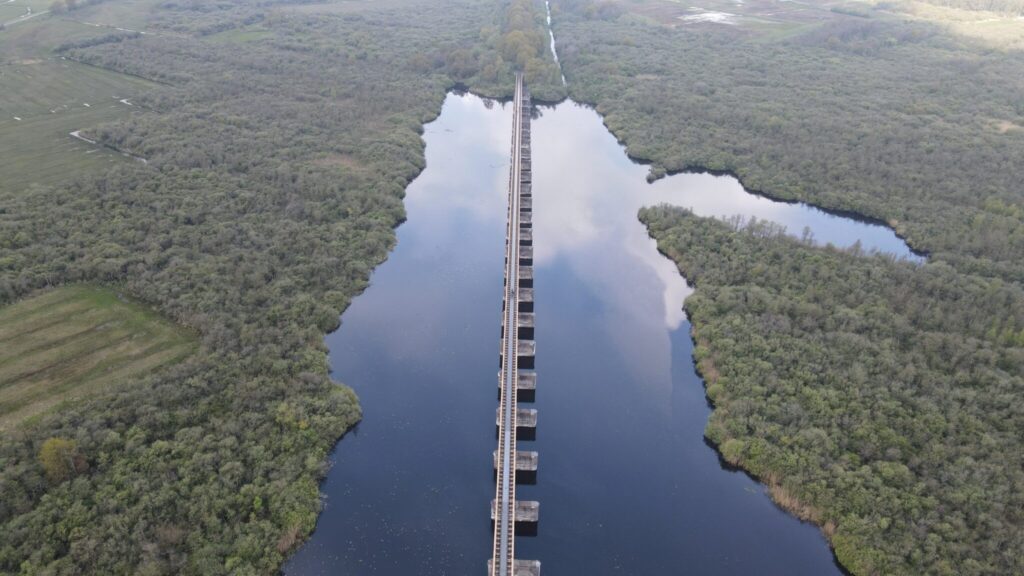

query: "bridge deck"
left=491, top=73, right=538, bottom=576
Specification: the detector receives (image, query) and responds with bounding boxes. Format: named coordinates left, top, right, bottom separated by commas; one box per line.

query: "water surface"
left=285, top=93, right=916, bottom=574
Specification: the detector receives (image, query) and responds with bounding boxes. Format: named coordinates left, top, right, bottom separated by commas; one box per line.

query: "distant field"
left=62, top=0, right=161, bottom=30
left=0, top=14, right=158, bottom=194
left=0, top=59, right=154, bottom=193
left=0, top=286, right=196, bottom=430
left=0, top=0, right=53, bottom=27
left=881, top=0, right=1024, bottom=49
left=610, top=0, right=860, bottom=32
left=611, top=0, right=1024, bottom=47
left=0, top=6, right=25, bottom=23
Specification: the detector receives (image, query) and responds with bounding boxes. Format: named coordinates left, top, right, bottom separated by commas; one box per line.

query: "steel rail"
left=491, top=72, right=525, bottom=576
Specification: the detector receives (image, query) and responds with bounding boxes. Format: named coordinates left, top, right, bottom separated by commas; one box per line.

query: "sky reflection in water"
left=532, top=100, right=919, bottom=330
left=285, top=93, right=914, bottom=575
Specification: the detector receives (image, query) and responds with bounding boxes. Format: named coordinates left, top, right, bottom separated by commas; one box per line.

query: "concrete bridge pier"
left=488, top=560, right=541, bottom=576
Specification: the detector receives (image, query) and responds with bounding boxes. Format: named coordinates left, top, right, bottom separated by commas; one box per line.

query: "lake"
left=284, top=92, right=918, bottom=575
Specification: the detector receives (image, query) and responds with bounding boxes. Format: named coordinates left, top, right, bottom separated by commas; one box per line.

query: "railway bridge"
left=488, top=73, right=540, bottom=576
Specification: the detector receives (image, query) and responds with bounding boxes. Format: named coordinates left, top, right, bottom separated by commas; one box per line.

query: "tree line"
left=642, top=205, right=1024, bottom=575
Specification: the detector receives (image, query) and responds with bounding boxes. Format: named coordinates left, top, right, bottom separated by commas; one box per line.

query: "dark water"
left=284, top=94, right=918, bottom=575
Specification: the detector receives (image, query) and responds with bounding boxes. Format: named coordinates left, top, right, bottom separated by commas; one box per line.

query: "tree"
left=38, top=437, right=84, bottom=484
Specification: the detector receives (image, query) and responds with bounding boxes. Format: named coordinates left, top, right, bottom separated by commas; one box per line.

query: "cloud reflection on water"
left=532, top=100, right=917, bottom=331
left=287, top=92, right=863, bottom=575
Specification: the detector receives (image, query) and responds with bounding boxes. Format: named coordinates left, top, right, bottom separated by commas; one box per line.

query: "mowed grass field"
left=0, top=60, right=153, bottom=194
left=0, top=0, right=53, bottom=26
left=611, top=0, right=1024, bottom=47
left=0, top=15, right=157, bottom=195
left=0, top=286, right=197, bottom=430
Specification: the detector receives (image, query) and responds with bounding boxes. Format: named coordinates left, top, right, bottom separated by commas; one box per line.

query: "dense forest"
left=551, top=0, right=1024, bottom=283
left=466, top=0, right=567, bottom=99
left=548, top=1, right=1024, bottom=572
left=3, top=0, right=1022, bottom=572
left=642, top=206, right=1024, bottom=575
left=0, top=0, right=558, bottom=573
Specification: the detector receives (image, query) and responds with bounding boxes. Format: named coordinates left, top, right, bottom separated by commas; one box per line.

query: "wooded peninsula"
left=1, top=0, right=1021, bottom=574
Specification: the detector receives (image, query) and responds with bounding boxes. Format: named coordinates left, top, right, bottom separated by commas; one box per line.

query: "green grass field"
left=0, top=59, right=155, bottom=193
left=61, top=0, right=161, bottom=30
left=616, top=0, right=1024, bottom=47
left=0, top=286, right=197, bottom=430
left=0, top=4, right=189, bottom=430
left=1, top=12, right=158, bottom=194
left=882, top=0, right=1024, bottom=50
left=0, top=1, right=52, bottom=27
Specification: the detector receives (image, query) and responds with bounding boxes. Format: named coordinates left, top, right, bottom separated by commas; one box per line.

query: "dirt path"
left=3, top=7, right=50, bottom=28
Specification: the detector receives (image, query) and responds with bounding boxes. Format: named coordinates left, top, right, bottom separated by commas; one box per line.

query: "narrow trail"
left=544, top=1, right=566, bottom=86
left=70, top=130, right=148, bottom=164
left=3, top=7, right=49, bottom=28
